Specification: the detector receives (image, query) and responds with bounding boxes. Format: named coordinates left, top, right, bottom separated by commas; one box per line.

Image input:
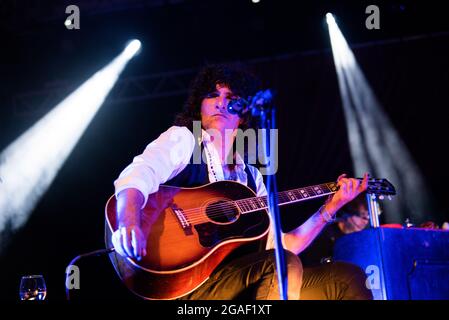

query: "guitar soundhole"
left=205, top=200, right=239, bottom=224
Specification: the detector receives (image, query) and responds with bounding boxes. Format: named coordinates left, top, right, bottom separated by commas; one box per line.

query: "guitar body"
left=105, top=180, right=270, bottom=300
left=104, top=176, right=395, bottom=299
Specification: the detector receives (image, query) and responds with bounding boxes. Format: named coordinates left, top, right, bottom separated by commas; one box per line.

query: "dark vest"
left=164, top=142, right=257, bottom=193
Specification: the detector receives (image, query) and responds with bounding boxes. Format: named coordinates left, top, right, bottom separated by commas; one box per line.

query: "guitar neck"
left=235, top=182, right=339, bottom=214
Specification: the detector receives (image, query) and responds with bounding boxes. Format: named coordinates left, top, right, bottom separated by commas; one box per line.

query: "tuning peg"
left=388, top=195, right=392, bottom=201
left=379, top=195, right=385, bottom=200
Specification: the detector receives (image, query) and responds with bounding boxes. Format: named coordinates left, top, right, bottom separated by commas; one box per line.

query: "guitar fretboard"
left=235, top=182, right=339, bottom=214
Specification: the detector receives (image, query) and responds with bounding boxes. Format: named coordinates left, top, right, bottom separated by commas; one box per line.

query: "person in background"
left=298, top=193, right=372, bottom=300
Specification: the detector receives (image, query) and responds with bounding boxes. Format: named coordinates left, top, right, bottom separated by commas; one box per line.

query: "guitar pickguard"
left=194, top=214, right=269, bottom=248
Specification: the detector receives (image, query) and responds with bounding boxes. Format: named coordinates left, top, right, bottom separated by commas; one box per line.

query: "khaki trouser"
left=179, top=250, right=372, bottom=300
left=179, top=249, right=302, bottom=300
left=301, top=261, right=373, bottom=300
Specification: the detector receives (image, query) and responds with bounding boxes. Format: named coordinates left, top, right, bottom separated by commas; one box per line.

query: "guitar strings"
left=142, top=199, right=263, bottom=227
left=179, top=179, right=383, bottom=223
left=166, top=193, right=285, bottom=224
left=124, top=184, right=338, bottom=229
left=178, top=185, right=336, bottom=219
left=184, top=193, right=332, bottom=224
left=145, top=180, right=385, bottom=226
left=135, top=179, right=379, bottom=227
left=178, top=184, right=334, bottom=218
left=158, top=185, right=338, bottom=225
left=145, top=191, right=335, bottom=226
left=127, top=181, right=384, bottom=241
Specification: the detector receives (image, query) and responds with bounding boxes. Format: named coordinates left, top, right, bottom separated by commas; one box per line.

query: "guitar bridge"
left=172, top=206, right=193, bottom=235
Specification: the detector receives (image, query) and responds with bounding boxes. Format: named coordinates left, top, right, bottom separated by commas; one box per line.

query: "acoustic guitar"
left=105, top=178, right=395, bottom=299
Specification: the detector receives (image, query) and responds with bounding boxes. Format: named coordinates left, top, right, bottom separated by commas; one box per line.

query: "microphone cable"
left=65, top=247, right=115, bottom=300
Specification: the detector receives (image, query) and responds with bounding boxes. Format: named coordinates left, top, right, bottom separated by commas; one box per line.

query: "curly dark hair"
left=173, top=62, right=261, bottom=131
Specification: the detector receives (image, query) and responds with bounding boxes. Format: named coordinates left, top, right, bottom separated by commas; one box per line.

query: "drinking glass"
left=19, top=275, right=47, bottom=300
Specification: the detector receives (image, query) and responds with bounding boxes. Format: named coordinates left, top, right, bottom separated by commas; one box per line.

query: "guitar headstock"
left=360, top=178, right=396, bottom=197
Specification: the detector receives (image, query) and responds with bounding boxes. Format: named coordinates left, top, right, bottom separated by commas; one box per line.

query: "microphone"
left=227, top=97, right=249, bottom=116
left=227, top=89, right=274, bottom=117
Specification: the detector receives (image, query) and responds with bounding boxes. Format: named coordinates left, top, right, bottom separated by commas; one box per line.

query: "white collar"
left=200, top=129, right=246, bottom=168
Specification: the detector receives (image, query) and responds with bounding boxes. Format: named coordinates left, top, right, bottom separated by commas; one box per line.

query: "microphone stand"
left=250, top=93, right=288, bottom=300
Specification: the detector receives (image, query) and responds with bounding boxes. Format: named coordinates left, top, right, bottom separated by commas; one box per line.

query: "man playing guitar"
left=109, top=63, right=371, bottom=300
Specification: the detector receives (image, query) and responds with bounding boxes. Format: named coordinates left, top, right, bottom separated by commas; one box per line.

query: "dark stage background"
left=0, top=0, right=448, bottom=300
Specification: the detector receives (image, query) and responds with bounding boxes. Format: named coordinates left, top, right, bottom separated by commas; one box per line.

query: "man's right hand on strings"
left=112, top=225, right=147, bottom=261
left=112, top=188, right=147, bottom=260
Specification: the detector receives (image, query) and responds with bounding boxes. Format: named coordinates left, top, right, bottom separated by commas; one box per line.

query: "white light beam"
left=0, top=40, right=141, bottom=248
left=327, top=15, right=435, bottom=223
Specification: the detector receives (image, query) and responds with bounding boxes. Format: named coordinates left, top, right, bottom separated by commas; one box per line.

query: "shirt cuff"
left=114, top=178, right=156, bottom=209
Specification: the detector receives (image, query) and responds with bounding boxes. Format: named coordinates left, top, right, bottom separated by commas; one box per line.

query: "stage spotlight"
left=0, top=40, right=142, bottom=251
left=123, top=39, right=142, bottom=59
left=325, top=13, right=335, bottom=25
left=326, top=15, right=435, bottom=223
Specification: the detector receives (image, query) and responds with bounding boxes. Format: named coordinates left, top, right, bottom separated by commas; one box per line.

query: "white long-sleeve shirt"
left=114, top=125, right=279, bottom=250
